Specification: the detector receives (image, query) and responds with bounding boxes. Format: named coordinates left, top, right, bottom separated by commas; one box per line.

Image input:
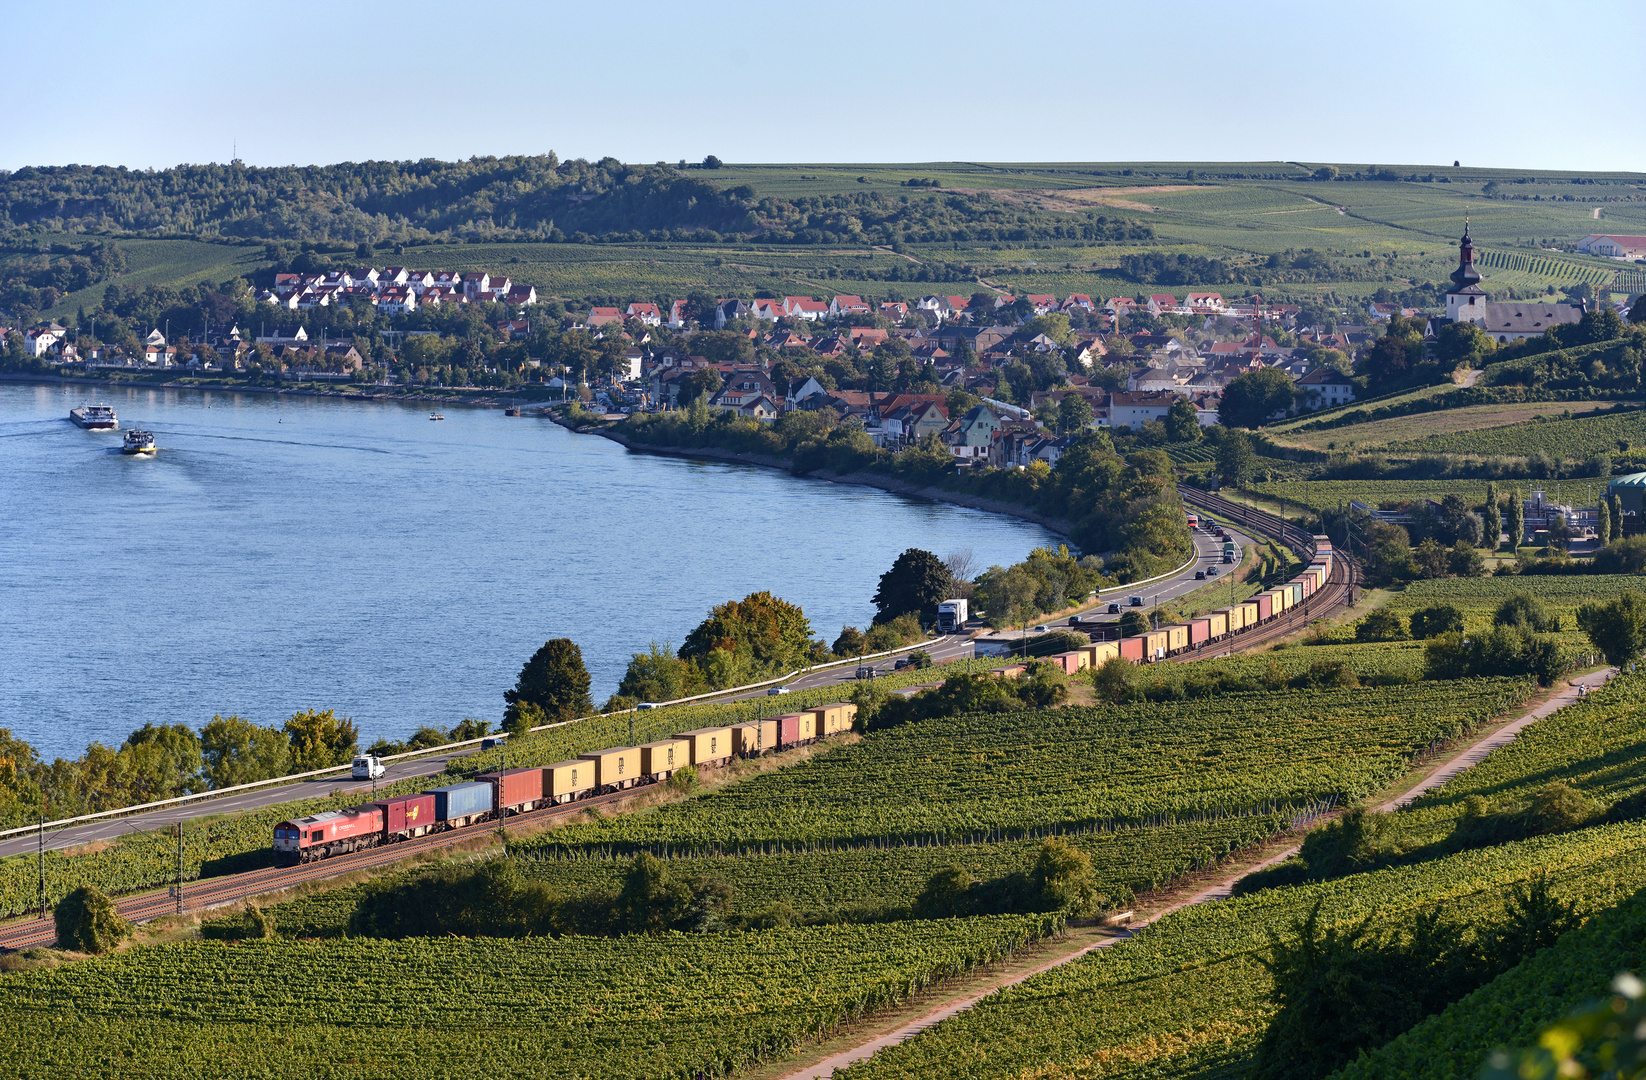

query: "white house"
left=1577, top=234, right=1646, bottom=260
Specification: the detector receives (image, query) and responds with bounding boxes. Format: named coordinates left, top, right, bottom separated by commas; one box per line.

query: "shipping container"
left=770, top=713, right=811, bottom=748
left=1264, top=588, right=1286, bottom=615
left=578, top=746, right=642, bottom=790
left=1119, top=636, right=1144, bottom=662
left=476, top=767, right=545, bottom=814
left=1142, top=630, right=1169, bottom=660
left=1300, top=575, right=1314, bottom=598
left=1090, top=640, right=1121, bottom=666
left=544, top=759, right=596, bottom=803
left=1047, top=651, right=1083, bottom=674
left=1254, top=594, right=1274, bottom=621
left=1239, top=601, right=1260, bottom=628
left=1285, top=582, right=1302, bottom=607
left=1219, top=606, right=1243, bottom=634
left=808, top=703, right=857, bottom=737
left=428, top=782, right=494, bottom=826
left=1162, top=624, right=1190, bottom=653
left=733, top=719, right=779, bottom=757
left=1188, top=618, right=1211, bottom=645
left=373, top=794, right=437, bottom=838
left=1207, top=611, right=1229, bottom=638
left=676, top=726, right=734, bottom=767
left=639, top=739, right=689, bottom=778
left=990, top=664, right=1028, bottom=679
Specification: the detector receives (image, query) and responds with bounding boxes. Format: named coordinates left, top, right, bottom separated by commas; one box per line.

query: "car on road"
left=352, top=755, right=386, bottom=781
left=1033, top=625, right=1049, bottom=633
left=1207, top=566, right=1218, bottom=576
left=1223, top=554, right=1235, bottom=564
left=1195, top=570, right=1205, bottom=580
left=1108, top=603, right=1121, bottom=614
left=766, top=686, right=791, bottom=696
left=635, top=702, right=659, bottom=710
left=894, top=658, right=910, bottom=670
left=1129, top=596, right=1143, bottom=607
left=855, top=666, right=879, bottom=680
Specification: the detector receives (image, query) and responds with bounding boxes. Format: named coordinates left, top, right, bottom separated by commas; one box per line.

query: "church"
left=1431, top=225, right=1585, bottom=344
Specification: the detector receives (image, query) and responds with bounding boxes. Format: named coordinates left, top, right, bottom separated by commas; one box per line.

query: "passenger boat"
left=121, top=429, right=157, bottom=455
left=429, top=412, right=445, bottom=421
left=503, top=407, right=521, bottom=416
left=69, top=404, right=118, bottom=430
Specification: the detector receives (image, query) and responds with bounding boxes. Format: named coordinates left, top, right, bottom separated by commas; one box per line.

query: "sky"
left=4, top=0, right=1642, bottom=174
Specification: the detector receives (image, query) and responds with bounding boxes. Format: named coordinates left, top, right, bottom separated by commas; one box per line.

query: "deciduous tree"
left=871, top=549, right=954, bottom=626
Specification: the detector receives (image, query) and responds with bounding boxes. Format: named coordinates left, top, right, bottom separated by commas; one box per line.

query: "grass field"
left=1245, top=478, right=1506, bottom=513
left=1388, top=405, right=1646, bottom=459
left=1268, top=402, right=1629, bottom=453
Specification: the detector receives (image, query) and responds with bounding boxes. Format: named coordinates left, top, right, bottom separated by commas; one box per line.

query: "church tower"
left=1446, top=222, right=1488, bottom=325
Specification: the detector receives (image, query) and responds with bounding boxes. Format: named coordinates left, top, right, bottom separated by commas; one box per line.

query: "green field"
left=20, top=161, right=1644, bottom=315
left=0, top=915, right=1058, bottom=1080
left=1246, top=478, right=1504, bottom=513
left=1388, top=406, right=1646, bottom=459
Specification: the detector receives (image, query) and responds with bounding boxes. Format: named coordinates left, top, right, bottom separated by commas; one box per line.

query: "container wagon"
left=578, top=746, right=642, bottom=792
left=429, top=782, right=494, bottom=828
left=544, top=759, right=596, bottom=804
left=639, top=739, right=689, bottom=779
left=1162, top=624, right=1190, bottom=654
left=476, top=766, right=546, bottom=816
left=809, top=703, right=857, bottom=736
left=1254, top=594, right=1274, bottom=621
left=676, top=727, right=734, bottom=768
left=1119, top=636, right=1145, bottom=662
left=374, top=793, right=437, bottom=841
left=1142, top=629, right=1169, bottom=661
left=771, top=712, right=815, bottom=748
left=1188, top=618, right=1211, bottom=647
left=733, top=720, right=778, bottom=758
left=1207, top=611, right=1229, bottom=638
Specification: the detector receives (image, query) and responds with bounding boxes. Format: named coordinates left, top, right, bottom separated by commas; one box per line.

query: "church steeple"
left=1450, top=220, right=1482, bottom=289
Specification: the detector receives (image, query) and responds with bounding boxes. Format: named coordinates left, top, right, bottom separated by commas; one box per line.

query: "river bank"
left=565, top=416, right=1077, bottom=538
left=0, top=371, right=535, bottom=410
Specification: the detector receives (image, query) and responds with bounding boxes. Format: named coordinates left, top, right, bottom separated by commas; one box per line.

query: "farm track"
left=0, top=490, right=1348, bottom=952
left=0, top=787, right=646, bottom=950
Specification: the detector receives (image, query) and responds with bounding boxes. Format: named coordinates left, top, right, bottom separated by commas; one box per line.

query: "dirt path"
left=772, top=668, right=1616, bottom=1079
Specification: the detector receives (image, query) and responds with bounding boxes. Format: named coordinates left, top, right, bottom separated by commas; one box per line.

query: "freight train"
left=271, top=702, right=859, bottom=864
left=990, top=535, right=1335, bottom=677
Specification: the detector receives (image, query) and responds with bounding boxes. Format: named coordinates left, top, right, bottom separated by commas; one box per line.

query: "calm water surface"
left=0, top=383, right=1057, bottom=759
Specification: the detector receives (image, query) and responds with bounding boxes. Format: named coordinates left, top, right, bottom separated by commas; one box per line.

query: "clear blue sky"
left=5, top=0, right=1641, bottom=173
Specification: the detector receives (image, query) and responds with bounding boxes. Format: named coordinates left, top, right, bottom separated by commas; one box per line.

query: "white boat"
left=429, top=412, right=445, bottom=421
left=69, top=405, right=118, bottom=430
left=122, top=430, right=157, bottom=455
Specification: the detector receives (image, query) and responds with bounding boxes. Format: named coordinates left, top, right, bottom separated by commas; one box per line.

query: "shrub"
left=1495, top=592, right=1560, bottom=633
left=53, top=886, right=129, bottom=954
left=1409, top=604, right=1466, bottom=639
left=1355, top=610, right=1408, bottom=642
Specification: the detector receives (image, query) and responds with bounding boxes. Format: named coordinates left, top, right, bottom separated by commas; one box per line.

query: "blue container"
left=429, top=782, right=494, bottom=822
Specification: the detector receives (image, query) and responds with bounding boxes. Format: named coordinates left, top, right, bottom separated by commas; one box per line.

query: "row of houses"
left=258, top=267, right=537, bottom=314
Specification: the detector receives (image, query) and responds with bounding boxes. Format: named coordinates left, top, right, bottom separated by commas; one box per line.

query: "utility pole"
left=176, top=820, right=184, bottom=915
left=38, top=816, right=45, bottom=922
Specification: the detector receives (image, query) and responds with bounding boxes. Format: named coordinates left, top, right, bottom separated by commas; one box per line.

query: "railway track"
left=1175, top=486, right=1360, bottom=661
left=2, top=491, right=1356, bottom=951
left=0, top=786, right=648, bottom=950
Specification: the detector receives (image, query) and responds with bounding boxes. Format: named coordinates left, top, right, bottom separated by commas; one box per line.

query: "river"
left=0, top=382, right=1059, bottom=760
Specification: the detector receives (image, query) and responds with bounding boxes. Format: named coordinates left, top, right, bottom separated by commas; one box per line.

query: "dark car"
left=1129, top=596, right=1144, bottom=607
left=1107, top=603, right=1121, bottom=614
left=1195, top=570, right=1206, bottom=580
left=893, top=658, right=910, bottom=670
left=1207, top=566, right=1219, bottom=576
left=1223, top=554, right=1235, bottom=564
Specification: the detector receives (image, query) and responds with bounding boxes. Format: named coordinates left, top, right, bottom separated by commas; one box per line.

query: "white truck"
left=351, top=755, right=386, bottom=781
left=936, top=599, right=969, bottom=633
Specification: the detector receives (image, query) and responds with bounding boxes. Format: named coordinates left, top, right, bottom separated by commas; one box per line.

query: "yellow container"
left=544, top=759, right=596, bottom=801
left=1163, top=624, right=1189, bottom=652
left=577, top=746, right=641, bottom=789
left=675, top=727, right=734, bottom=766
left=1207, top=611, right=1228, bottom=637
left=639, top=739, right=689, bottom=778
left=733, top=720, right=778, bottom=757
left=1143, top=630, right=1168, bottom=659
left=1090, top=641, right=1120, bottom=666
left=1239, top=602, right=1260, bottom=627
left=809, top=702, right=858, bottom=736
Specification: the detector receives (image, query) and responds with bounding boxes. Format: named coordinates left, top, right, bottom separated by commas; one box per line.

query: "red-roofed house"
left=783, top=296, right=828, bottom=321
left=1061, top=294, right=1094, bottom=312
left=668, top=300, right=689, bottom=328
left=463, top=272, right=492, bottom=300
left=1148, top=294, right=1183, bottom=315
left=626, top=302, right=663, bottom=326
left=1186, top=292, right=1226, bottom=313
left=504, top=285, right=537, bottom=306
left=829, top=295, right=871, bottom=318
left=750, top=298, right=783, bottom=322
left=848, top=327, right=889, bottom=347
left=1026, top=294, right=1057, bottom=315
left=588, top=307, right=624, bottom=327
left=880, top=301, right=909, bottom=321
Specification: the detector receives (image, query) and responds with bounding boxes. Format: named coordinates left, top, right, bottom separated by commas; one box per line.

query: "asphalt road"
left=0, top=517, right=1246, bottom=860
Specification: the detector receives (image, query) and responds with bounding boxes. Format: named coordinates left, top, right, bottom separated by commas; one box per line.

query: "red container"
left=478, top=767, right=545, bottom=812
left=374, top=794, right=436, bottom=836
left=1301, top=575, right=1314, bottom=598
left=774, top=713, right=805, bottom=748
left=1050, top=652, right=1082, bottom=674
left=1188, top=618, right=1211, bottom=645
left=1119, top=636, right=1144, bottom=662
left=1255, top=594, right=1273, bottom=620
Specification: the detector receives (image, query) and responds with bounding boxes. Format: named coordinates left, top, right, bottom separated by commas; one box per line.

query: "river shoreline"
left=570, top=418, right=1077, bottom=539
left=0, top=371, right=530, bottom=409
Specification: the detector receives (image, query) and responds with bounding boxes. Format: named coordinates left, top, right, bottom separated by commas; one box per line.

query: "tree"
left=1506, top=487, right=1525, bottom=550
left=1355, top=610, right=1408, bottom=642
left=1057, top=393, right=1093, bottom=435
left=1433, top=321, right=1496, bottom=369
left=1448, top=542, right=1486, bottom=578
left=1220, top=367, right=1297, bottom=428
left=1630, top=293, right=1646, bottom=325
left=1613, top=493, right=1626, bottom=541
left=832, top=626, right=866, bottom=657
left=1118, top=610, right=1150, bottom=636
left=1577, top=590, right=1646, bottom=667
left=1217, top=427, right=1257, bottom=486
left=121, top=723, right=204, bottom=799
left=1165, top=397, right=1201, bottom=442
left=701, top=155, right=723, bottom=170
left=200, top=714, right=291, bottom=789
left=1483, top=482, right=1502, bottom=552
left=615, top=641, right=699, bottom=703
left=1594, top=535, right=1646, bottom=574
left=871, top=549, right=954, bottom=626
left=1410, top=604, right=1465, bottom=639
left=1358, top=334, right=1412, bottom=390
left=283, top=709, right=359, bottom=773
left=54, top=885, right=129, bottom=953
left=504, top=639, right=593, bottom=726
left=1600, top=498, right=1612, bottom=549
left=681, top=592, right=814, bottom=677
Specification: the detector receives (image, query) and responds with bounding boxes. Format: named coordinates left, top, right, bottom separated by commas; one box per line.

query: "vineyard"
left=1382, top=574, right=1643, bottom=634
left=1246, top=478, right=1502, bottom=514
left=514, top=680, right=1531, bottom=857
left=836, top=821, right=1646, bottom=1080
left=1474, top=248, right=1615, bottom=286
left=0, top=661, right=987, bottom=919
left=1387, top=407, right=1646, bottom=459
left=0, top=915, right=1060, bottom=1079
left=1336, top=883, right=1646, bottom=1079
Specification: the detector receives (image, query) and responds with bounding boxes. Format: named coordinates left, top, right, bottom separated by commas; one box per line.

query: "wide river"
left=0, top=383, right=1058, bottom=760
